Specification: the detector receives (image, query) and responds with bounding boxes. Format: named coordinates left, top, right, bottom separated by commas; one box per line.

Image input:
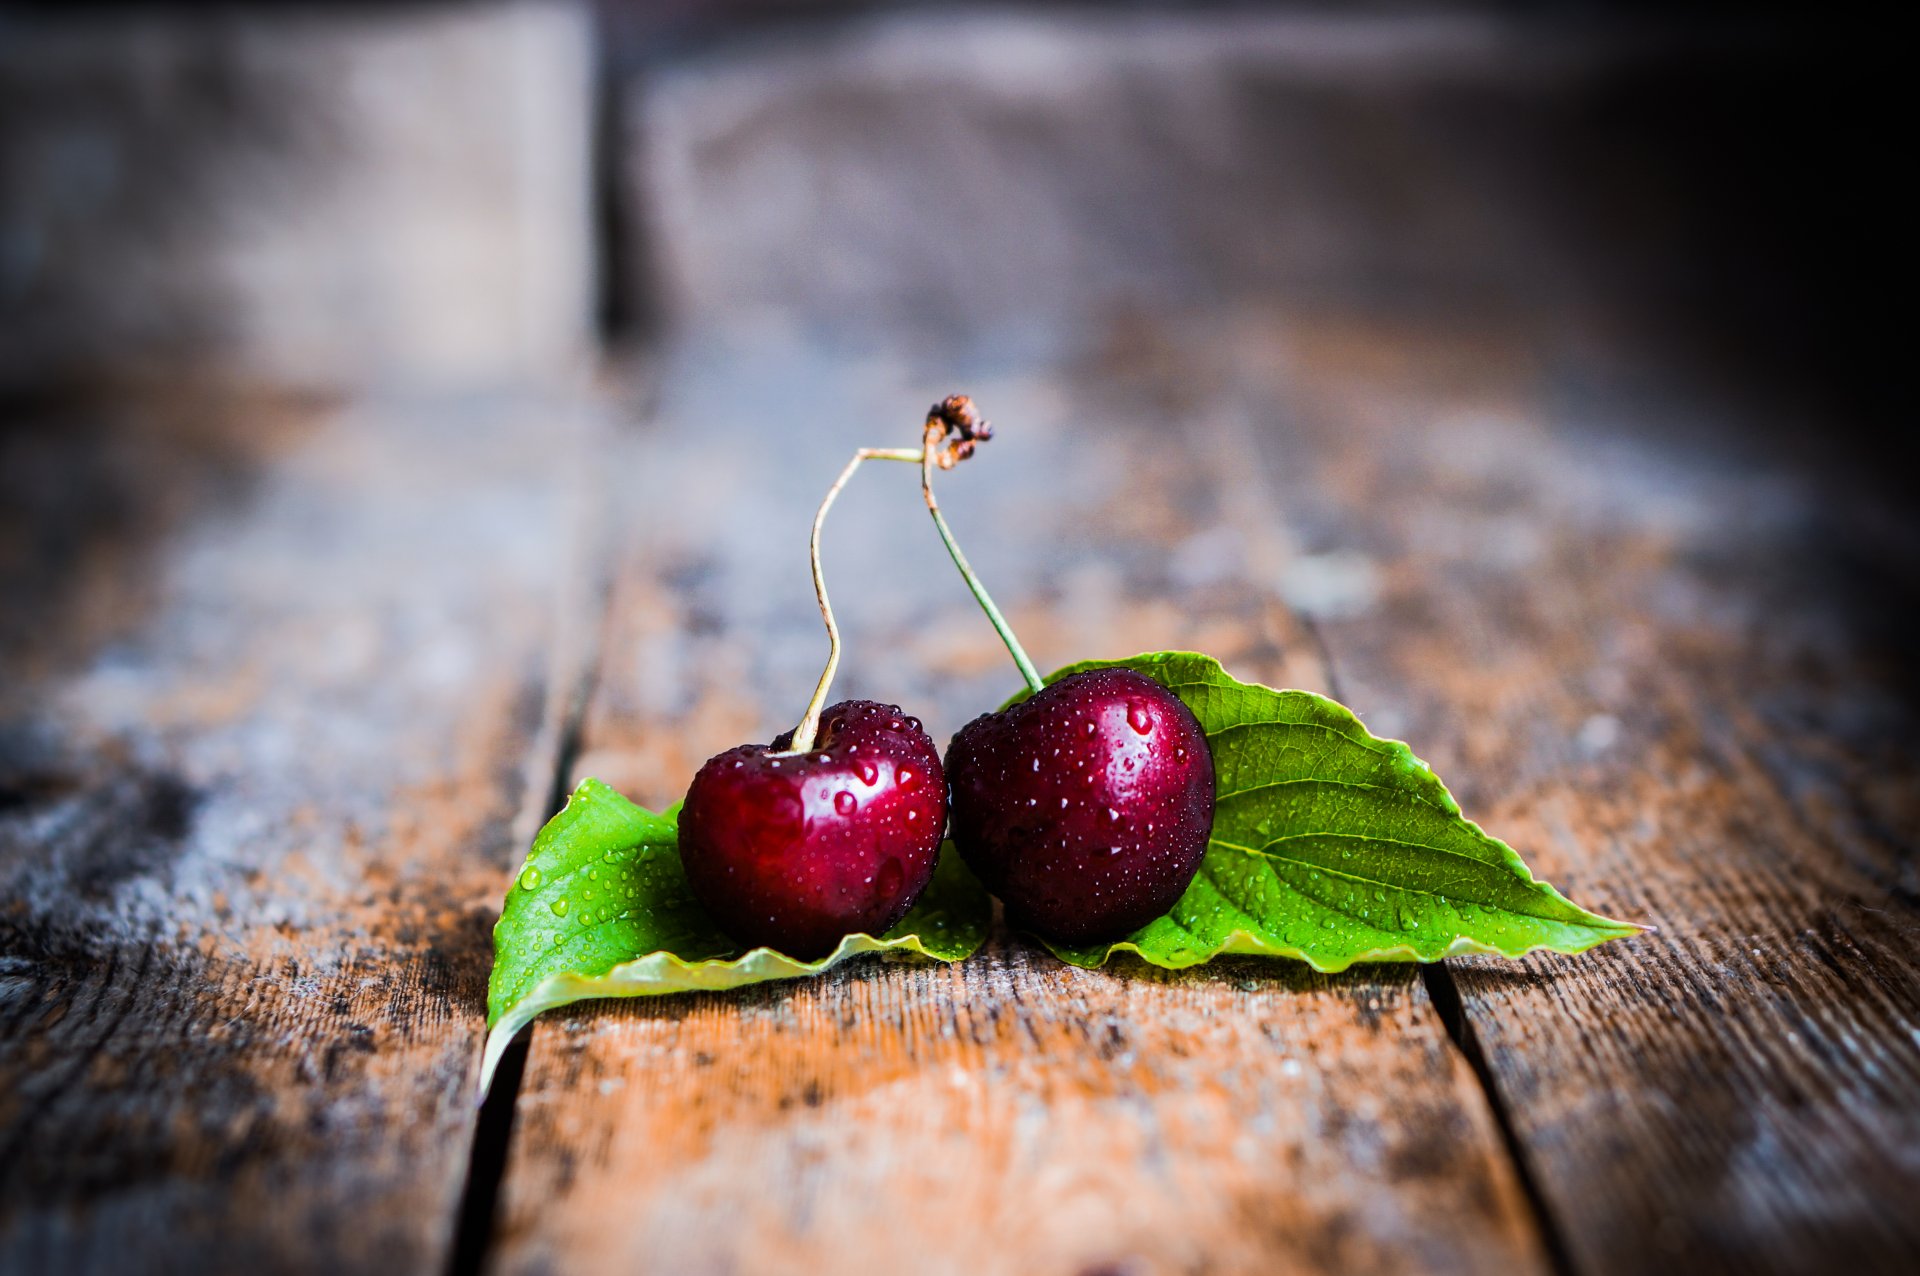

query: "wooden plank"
left=0, top=385, right=595, bottom=1273
left=1, top=3, right=596, bottom=389
left=1228, top=315, right=1920, bottom=1273
left=487, top=352, right=1550, bottom=1275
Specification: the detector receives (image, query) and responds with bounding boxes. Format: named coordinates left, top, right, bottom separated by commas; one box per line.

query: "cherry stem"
left=786, top=446, right=923, bottom=754
left=919, top=423, right=1046, bottom=695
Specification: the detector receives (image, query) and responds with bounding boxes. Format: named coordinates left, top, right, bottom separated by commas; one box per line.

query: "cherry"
left=680, top=701, right=946, bottom=958
left=905, top=395, right=1214, bottom=944
left=946, top=668, right=1213, bottom=944
left=672, top=426, right=955, bottom=959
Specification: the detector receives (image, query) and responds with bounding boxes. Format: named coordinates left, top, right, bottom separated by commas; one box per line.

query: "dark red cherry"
left=946, top=668, right=1213, bottom=945
left=679, top=700, right=946, bottom=959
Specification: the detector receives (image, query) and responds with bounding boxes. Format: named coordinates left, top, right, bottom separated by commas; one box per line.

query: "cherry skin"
left=946, top=668, right=1213, bottom=945
left=679, top=700, right=947, bottom=959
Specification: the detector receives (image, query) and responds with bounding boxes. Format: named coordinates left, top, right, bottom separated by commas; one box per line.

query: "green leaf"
left=1009, top=652, right=1641, bottom=973
left=480, top=777, right=990, bottom=1096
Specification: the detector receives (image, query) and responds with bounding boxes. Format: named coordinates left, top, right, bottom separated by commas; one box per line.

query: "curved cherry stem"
left=919, top=422, right=1045, bottom=695
left=785, top=446, right=922, bottom=754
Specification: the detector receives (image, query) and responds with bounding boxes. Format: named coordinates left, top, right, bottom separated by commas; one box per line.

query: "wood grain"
left=487, top=351, right=1549, bottom=1276
left=1224, top=313, right=1920, bottom=1273
left=0, top=387, right=595, bottom=1273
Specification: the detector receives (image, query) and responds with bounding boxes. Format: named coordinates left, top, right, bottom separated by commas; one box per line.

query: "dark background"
left=0, top=2, right=1906, bottom=439
left=1, top=0, right=1912, bottom=688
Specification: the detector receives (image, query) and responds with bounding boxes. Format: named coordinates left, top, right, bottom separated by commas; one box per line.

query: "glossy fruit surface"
left=946, top=668, right=1214, bottom=944
left=679, top=700, right=946, bottom=958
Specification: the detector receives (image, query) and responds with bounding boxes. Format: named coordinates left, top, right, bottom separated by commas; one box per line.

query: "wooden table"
left=3, top=311, right=1916, bottom=1276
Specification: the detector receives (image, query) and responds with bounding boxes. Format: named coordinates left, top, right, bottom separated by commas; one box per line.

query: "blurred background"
left=0, top=1, right=1904, bottom=414
left=5, top=0, right=1910, bottom=679
left=4, top=0, right=1911, bottom=731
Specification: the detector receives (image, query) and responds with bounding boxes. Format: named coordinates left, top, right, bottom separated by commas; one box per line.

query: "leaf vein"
left=1212, top=837, right=1622, bottom=932
left=1214, top=773, right=1453, bottom=813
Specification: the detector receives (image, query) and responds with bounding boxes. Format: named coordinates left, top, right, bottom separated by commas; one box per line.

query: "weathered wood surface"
left=0, top=386, right=594, bottom=1273
left=1, top=3, right=597, bottom=390
left=481, top=317, right=1918, bottom=1275
left=486, top=352, right=1552, bottom=1276
left=599, top=21, right=1918, bottom=1271
left=1226, top=320, right=1920, bottom=1273
left=3, top=12, right=1915, bottom=1276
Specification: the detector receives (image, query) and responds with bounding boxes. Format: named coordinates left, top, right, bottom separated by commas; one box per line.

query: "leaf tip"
left=475, top=1021, right=519, bottom=1104
left=1576, top=904, right=1651, bottom=940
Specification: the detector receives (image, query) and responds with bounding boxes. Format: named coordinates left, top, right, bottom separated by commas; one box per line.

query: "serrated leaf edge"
left=1041, top=924, right=1634, bottom=975
left=478, top=925, right=973, bottom=1099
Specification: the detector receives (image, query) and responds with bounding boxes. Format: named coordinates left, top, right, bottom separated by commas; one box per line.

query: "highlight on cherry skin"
left=678, top=700, right=947, bottom=960
left=946, top=667, right=1215, bottom=945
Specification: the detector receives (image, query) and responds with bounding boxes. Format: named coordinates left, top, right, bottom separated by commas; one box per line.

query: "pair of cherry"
left=679, top=398, right=1214, bottom=958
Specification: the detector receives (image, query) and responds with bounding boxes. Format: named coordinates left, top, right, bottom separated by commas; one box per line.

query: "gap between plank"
left=1420, top=962, right=1578, bottom=1276
left=444, top=680, right=591, bottom=1276
left=1296, top=613, right=1346, bottom=705
left=446, top=417, right=617, bottom=1276
left=447, top=1030, right=530, bottom=1276
left=1212, top=398, right=1576, bottom=1272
